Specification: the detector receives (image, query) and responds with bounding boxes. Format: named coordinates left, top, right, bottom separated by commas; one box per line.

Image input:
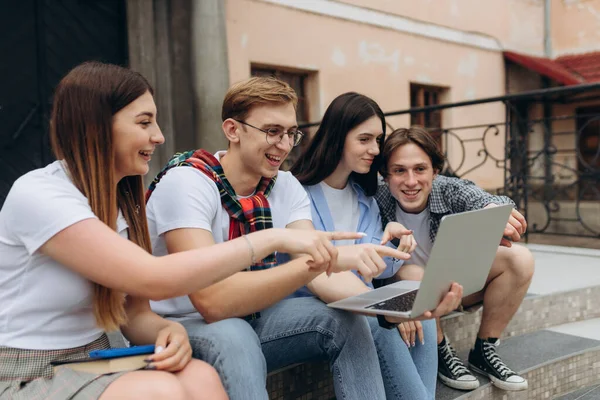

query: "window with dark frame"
left=250, top=66, right=311, bottom=170
left=410, top=83, right=447, bottom=148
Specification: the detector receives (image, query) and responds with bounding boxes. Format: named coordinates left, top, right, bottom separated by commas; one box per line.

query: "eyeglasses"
left=234, top=119, right=304, bottom=147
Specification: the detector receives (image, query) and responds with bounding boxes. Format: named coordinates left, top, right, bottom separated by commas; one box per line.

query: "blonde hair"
left=221, top=76, right=298, bottom=121
left=50, top=61, right=153, bottom=331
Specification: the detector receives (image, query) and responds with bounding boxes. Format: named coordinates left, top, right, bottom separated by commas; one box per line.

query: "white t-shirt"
left=0, top=160, right=129, bottom=349
left=146, top=151, right=312, bottom=317
left=395, top=205, right=433, bottom=268
left=319, top=182, right=359, bottom=246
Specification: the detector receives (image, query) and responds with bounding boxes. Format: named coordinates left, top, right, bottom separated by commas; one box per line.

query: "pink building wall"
left=552, top=0, right=600, bottom=56
left=339, top=0, right=546, bottom=55
left=224, top=0, right=600, bottom=188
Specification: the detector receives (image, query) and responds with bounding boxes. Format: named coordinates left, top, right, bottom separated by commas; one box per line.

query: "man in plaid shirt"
left=376, top=127, right=534, bottom=392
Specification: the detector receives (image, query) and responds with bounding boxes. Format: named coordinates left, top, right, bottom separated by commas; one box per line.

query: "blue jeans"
left=368, top=317, right=438, bottom=400
left=177, top=297, right=386, bottom=400
left=178, top=317, right=268, bottom=399
left=251, top=297, right=385, bottom=399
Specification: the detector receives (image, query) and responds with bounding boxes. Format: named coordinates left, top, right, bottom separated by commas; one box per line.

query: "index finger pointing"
left=329, top=231, right=367, bottom=241
left=380, top=231, right=392, bottom=245
left=373, top=245, right=411, bottom=260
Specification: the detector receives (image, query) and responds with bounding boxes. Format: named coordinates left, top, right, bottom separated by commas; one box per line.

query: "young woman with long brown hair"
left=0, top=62, right=355, bottom=400
left=291, top=92, right=463, bottom=399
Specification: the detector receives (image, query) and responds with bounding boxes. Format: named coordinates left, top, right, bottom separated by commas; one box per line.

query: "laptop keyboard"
left=365, top=290, right=418, bottom=312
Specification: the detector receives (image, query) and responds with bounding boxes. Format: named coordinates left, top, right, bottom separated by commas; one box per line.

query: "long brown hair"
left=291, top=92, right=386, bottom=196
left=50, top=61, right=153, bottom=331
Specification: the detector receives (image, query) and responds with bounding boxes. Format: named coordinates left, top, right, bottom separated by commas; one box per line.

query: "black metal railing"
left=300, top=83, right=600, bottom=240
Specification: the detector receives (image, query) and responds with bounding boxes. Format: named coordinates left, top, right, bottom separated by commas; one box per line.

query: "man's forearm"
left=189, top=256, right=321, bottom=322
left=308, top=271, right=371, bottom=304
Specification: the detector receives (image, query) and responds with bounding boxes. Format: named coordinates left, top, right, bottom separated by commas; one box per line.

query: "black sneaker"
left=468, top=337, right=528, bottom=391
left=437, top=336, right=479, bottom=390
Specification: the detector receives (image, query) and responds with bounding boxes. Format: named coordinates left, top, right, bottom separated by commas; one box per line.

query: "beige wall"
left=346, top=0, right=600, bottom=57
left=552, top=0, right=600, bottom=56
left=223, top=0, right=600, bottom=190
left=226, top=0, right=508, bottom=188
left=339, top=0, right=546, bottom=55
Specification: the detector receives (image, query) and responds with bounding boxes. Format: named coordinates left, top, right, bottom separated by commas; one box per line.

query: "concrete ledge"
left=108, top=285, right=600, bottom=400
left=266, top=285, right=600, bottom=399
left=437, top=329, right=600, bottom=400
left=527, top=243, right=600, bottom=258
left=442, top=285, right=600, bottom=354
left=454, top=346, right=600, bottom=400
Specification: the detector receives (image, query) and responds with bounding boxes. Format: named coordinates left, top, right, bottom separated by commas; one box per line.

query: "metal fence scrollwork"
left=301, top=83, right=600, bottom=240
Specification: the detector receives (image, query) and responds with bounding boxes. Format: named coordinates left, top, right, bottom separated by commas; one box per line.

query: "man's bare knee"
left=489, top=245, right=534, bottom=283
left=504, top=244, right=535, bottom=283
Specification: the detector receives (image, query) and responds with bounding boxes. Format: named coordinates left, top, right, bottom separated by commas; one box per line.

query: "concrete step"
left=442, top=285, right=600, bottom=354
left=436, top=329, right=600, bottom=400
left=554, top=384, right=600, bottom=400
left=265, top=328, right=600, bottom=400
left=105, top=284, right=600, bottom=400
left=265, top=285, right=600, bottom=400
left=108, top=243, right=600, bottom=400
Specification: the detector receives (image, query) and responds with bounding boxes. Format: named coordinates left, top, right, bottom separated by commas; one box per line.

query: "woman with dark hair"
left=0, top=62, right=357, bottom=400
left=291, top=92, right=439, bottom=399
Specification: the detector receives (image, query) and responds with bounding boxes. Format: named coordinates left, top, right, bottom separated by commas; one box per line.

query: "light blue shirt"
left=291, top=180, right=404, bottom=297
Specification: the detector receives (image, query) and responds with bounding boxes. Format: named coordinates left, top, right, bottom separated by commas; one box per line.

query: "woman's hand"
left=333, top=244, right=411, bottom=282
left=264, top=228, right=366, bottom=273
left=397, top=234, right=417, bottom=254
left=145, top=323, right=192, bottom=372
left=381, top=222, right=416, bottom=253
left=397, top=321, right=424, bottom=348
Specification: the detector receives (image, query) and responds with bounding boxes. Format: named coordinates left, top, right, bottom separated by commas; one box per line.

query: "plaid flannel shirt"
left=375, top=175, right=515, bottom=243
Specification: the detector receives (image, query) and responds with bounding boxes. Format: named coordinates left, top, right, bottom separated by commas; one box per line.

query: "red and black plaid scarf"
left=146, top=149, right=278, bottom=320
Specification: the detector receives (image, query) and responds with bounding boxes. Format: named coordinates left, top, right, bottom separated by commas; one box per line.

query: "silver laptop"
left=327, top=204, right=513, bottom=318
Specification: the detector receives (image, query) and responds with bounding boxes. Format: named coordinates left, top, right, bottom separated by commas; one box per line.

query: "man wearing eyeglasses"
left=143, top=77, right=459, bottom=399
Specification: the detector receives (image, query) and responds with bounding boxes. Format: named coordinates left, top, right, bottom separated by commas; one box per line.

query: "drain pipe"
left=543, top=0, right=553, bottom=200
left=544, top=0, right=552, bottom=58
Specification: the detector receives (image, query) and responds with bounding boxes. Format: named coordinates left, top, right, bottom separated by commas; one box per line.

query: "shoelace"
left=482, top=342, right=516, bottom=377
left=441, top=342, right=469, bottom=376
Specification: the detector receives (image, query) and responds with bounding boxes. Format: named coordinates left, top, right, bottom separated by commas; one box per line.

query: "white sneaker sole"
left=438, top=372, right=480, bottom=390
left=469, top=364, right=528, bottom=391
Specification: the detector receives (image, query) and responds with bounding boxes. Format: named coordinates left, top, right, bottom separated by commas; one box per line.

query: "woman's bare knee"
left=176, top=359, right=227, bottom=400
left=100, top=370, right=187, bottom=400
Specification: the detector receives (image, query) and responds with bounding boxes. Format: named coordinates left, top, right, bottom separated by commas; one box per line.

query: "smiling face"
left=235, top=101, right=298, bottom=179
left=112, top=91, right=164, bottom=180
left=385, top=142, right=437, bottom=213
left=337, top=115, right=383, bottom=177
